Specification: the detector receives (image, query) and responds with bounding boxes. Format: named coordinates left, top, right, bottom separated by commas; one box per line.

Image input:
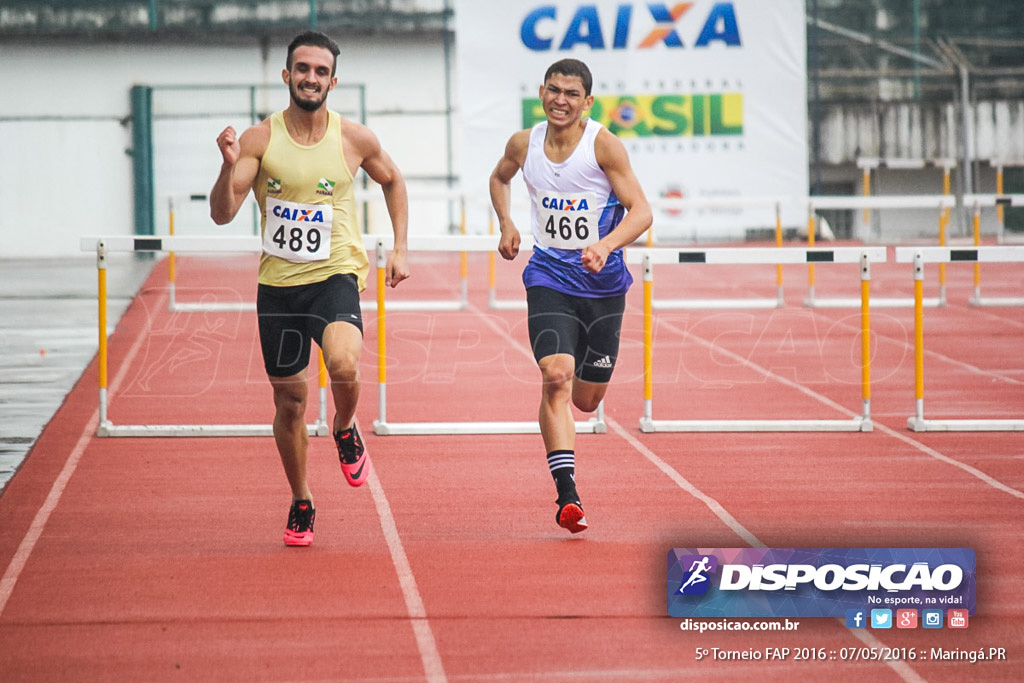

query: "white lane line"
left=367, top=472, right=448, bottom=683
left=604, top=418, right=764, bottom=548
left=0, top=290, right=163, bottom=618
left=0, top=410, right=99, bottom=617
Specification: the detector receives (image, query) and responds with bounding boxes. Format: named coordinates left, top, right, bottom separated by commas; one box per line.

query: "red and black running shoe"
left=284, top=499, right=316, bottom=546
left=335, top=423, right=371, bottom=487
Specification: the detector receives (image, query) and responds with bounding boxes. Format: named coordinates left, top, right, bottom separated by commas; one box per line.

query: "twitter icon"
left=871, top=609, right=893, bottom=629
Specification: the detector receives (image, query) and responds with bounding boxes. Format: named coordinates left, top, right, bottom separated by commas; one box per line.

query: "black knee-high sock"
left=546, top=449, right=576, bottom=497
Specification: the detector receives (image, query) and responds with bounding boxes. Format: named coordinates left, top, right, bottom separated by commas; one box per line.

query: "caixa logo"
left=521, top=2, right=741, bottom=52
left=272, top=205, right=326, bottom=223
left=542, top=196, right=591, bottom=211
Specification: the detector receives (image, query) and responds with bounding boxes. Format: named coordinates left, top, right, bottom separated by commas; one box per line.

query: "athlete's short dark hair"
left=544, top=59, right=593, bottom=96
left=287, top=31, right=341, bottom=76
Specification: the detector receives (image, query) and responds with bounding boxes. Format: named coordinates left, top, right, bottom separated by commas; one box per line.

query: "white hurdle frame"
left=626, top=246, right=886, bottom=433
left=368, top=238, right=605, bottom=436
left=647, top=198, right=787, bottom=310
left=896, top=246, right=1024, bottom=432
left=486, top=203, right=534, bottom=311
left=965, top=201, right=1024, bottom=307
left=804, top=195, right=952, bottom=309
left=164, top=193, right=262, bottom=313
left=164, top=232, right=473, bottom=314
left=85, top=237, right=330, bottom=437
left=164, top=189, right=480, bottom=313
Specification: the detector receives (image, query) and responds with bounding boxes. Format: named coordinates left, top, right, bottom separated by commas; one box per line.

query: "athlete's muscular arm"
left=581, top=128, right=653, bottom=273
left=489, top=131, right=529, bottom=261
left=346, top=121, right=410, bottom=288
left=210, top=122, right=269, bottom=225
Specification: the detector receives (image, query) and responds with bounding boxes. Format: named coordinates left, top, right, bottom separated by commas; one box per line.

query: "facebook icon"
left=845, top=609, right=866, bottom=629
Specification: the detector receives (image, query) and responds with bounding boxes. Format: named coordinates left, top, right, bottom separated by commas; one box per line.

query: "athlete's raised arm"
left=210, top=122, right=269, bottom=225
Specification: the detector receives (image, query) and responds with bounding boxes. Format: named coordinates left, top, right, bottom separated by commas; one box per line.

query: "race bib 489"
left=263, top=197, right=333, bottom=262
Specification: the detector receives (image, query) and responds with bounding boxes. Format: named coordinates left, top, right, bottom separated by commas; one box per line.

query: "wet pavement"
left=0, top=255, right=154, bottom=492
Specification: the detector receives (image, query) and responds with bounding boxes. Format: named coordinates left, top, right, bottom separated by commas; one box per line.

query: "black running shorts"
left=257, top=273, right=363, bottom=378
left=526, top=286, right=626, bottom=384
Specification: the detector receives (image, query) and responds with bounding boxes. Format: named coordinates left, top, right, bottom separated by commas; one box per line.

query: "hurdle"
left=855, top=157, right=956, bottom=238
left=368, top=237, right=605, bottom=436
left=626, top=246, right=886, bottom=433
left=164, top=190, right=474, bottom=313
left=897, top=246, right=1024, bottom=432
left=803, top=195, right=951, bottom=308
left=85, top=236, right=330, bottom=437
left=486, top=201, right=535, bottom=311
left=646, top=197, right=788, bottom=310
left=487, top=207, right=528, bottom=311
left=988, top=159, right=1024, bottom=244
left=967, top=200, right=1024, bottom=306
left=164, top=194, right=262, bottom=313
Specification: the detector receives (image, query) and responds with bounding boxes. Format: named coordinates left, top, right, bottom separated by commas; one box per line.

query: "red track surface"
left=1, top=248, right=1022, bottom=681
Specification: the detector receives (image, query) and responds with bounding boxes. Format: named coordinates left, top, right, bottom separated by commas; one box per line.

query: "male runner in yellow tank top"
left=210, top=31, right=409, bottom=547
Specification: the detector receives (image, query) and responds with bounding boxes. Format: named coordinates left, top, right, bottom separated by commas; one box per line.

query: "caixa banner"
left=667, top=548, right=976, bottom=618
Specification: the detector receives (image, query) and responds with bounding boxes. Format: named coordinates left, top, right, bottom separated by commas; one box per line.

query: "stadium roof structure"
left=2, top=1, right=1022, bottom=99
left=0, top=0, right=451, bottom=40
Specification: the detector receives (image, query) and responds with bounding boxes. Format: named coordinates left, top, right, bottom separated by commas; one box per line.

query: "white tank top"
left=521, top=119, right=630, bottom=297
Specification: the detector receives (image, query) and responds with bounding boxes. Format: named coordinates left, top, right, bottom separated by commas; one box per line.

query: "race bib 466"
left=263, top=197, right=333, bottom=262
left=536, top=190, right=600, bottom=250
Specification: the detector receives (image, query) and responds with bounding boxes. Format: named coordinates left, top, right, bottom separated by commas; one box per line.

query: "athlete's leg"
left=572, top=378, right=609, bottom=413
left=572, top=295, right=625, bottom=412
left=322, top=320, right=363, bottom=433
left=537, top=352, right=577, bottom=453
left=528, top=287, right=589, bottom=532
left=538, top=351, right=587, bottom=531
left=269, top=370, right=312, bottom=501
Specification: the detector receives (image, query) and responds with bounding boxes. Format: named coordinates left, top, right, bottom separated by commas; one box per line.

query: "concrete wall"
left=0, top=35, right=456, bottom=257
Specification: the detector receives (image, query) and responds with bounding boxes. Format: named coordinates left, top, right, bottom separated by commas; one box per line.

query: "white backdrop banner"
left=455, top=0, right=808, bottom=239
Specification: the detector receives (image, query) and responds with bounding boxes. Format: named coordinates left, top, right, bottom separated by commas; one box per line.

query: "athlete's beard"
left=290, top=83, right=328, bottom=112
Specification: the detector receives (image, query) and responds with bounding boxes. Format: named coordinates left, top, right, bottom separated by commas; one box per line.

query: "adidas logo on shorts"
left=593, top=355, right=613, bottom=369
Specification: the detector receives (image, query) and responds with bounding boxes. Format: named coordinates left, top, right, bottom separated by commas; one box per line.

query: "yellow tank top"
left=254, top=110, right=368, bottom=289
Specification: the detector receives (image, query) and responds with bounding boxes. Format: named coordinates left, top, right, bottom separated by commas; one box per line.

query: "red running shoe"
left=284, top=499, right=315, bottom=546
left=556, top=499, right=588, bottom=534
left=335, top=424, right=371, bottom=487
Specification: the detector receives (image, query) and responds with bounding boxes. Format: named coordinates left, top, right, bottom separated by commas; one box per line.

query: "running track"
left=1, top=248, right=1021, bottom=681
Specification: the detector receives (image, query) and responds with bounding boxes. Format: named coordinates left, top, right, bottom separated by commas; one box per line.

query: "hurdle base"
left=638, top=418, right=872, bottom=433
left=363, top=299, right=466, bottom=312
left=171, top=301, right=256, bottom=312
left=652, top=298, right=781, bottom=310
left=907, top=417, right=1024, bottom=432
left=373, top=419, right=605, bottom=436
left=488, top=297, right=528, bottom=310
left=804, top=297, right=942, bottom=309
left=97, top=422, right=330, bottom=437
left=968, top=296, right=1024, bottom=307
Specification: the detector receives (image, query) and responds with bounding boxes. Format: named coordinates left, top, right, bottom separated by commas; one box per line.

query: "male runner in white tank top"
left=210, top=31, right=410, bottom=547
left=489, top=59, right=652, bottom=534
